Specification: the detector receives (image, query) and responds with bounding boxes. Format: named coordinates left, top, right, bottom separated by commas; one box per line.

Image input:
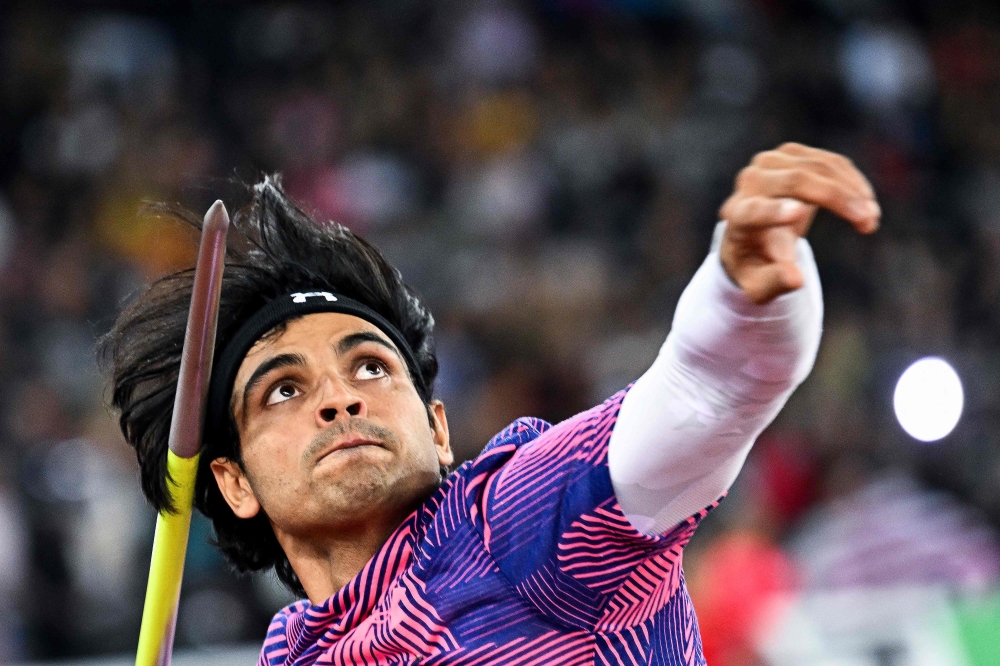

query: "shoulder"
left=483, top=416, right=552, bottom=453
left=437, top=416, right=552, bottom=509
left=475, top=389, right=628, bottom=462
left=453, top=391, right=628, bottom=519
left=258, top=599, right=310, bottom=666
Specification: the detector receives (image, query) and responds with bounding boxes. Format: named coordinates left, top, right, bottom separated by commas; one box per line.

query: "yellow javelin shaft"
left=135, top=452, right=199, bottom=666
left=134, top=200, right=229, bottom=666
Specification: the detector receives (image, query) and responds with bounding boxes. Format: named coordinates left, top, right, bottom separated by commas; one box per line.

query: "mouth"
left=315, top=436, right=383, bottom=464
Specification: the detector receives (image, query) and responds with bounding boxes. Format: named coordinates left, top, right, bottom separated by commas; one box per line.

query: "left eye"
left=356, top=361, right=386, bottom=380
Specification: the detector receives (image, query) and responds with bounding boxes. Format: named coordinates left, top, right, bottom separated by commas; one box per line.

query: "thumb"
left=739, top=261, right=804, bottom=304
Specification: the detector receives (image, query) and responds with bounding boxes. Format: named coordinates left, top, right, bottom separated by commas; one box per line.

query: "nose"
left=314, top=377, right=367, bottom=426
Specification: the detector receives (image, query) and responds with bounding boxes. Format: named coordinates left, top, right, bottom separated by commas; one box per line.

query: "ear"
left=209, top=458, right=262, bottom=519
left=429, top=400, right=453, bottom=468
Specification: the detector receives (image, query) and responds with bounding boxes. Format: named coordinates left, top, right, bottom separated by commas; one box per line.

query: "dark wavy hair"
left=98, top=176, right=438, bottom=596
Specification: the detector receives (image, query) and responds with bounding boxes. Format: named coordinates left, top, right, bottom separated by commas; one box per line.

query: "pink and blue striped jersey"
left=258, top=390, right=719, bottom=666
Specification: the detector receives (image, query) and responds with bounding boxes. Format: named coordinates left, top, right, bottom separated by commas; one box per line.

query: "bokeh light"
left=5, top=3, right=1000, bottom=664
left=893, top=357, right=964, bottom=442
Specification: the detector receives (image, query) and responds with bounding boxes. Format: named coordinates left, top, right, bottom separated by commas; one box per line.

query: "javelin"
left=135, top=201, right=230, bottom=666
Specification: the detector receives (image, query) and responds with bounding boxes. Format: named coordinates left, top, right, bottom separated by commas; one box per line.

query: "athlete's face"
left=209, top=312, right=452, bottom=544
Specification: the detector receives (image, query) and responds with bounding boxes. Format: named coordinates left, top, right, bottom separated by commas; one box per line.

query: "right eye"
left=266, top=383, right=300, bottom=406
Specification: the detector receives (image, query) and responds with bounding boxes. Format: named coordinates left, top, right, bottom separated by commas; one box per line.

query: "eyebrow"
left=239, top=352, right=307, bottom=418
left=336, top=330, right=401, bottom=359
left=236, top=333, right=402, bottom=419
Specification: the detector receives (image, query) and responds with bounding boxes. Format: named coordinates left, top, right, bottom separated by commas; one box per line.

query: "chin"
left=319, top=462, right=441, bottom=521
left=315, top=460, right=395, bottom=509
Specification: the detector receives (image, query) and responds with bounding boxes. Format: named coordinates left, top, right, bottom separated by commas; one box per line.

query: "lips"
left=315, top=436, right=383, bottom=464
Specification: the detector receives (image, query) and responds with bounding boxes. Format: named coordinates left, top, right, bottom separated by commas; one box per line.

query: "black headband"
left=205, top=290, right=426, bottom=438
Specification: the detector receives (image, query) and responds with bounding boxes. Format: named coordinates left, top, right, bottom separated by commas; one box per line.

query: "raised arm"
left=609, top=143, right=880, bottom=535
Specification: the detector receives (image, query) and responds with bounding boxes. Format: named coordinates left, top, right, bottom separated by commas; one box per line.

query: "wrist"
left=717, top=240, right=742, bottom=289
left=710, top=247, right=801, bottom=321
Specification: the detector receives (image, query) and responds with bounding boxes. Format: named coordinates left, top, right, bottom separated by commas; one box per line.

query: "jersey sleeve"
left=477, top=389, right=719, bottom=632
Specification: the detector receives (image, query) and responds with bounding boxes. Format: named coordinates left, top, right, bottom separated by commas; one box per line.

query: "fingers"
left=740, top=261, right=804, bottom=305
left=719, top=195, right=815, bottom=232
left=735, top=165, right=879, bottom=233
left=733, top=143, right=880, bottom=234
left=751, top=145, right=875, bottom=200
left=719, top=142, right=878, bottom=304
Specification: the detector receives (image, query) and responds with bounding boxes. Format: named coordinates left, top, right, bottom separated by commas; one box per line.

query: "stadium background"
left=0, top=0, right=999, bottom=664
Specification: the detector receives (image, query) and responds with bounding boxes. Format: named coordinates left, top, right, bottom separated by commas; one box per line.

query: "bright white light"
left=893, top=357, right=963, bottom=442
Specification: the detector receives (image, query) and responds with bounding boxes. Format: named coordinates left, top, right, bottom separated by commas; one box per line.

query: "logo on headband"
left=290, top=291, right=338, bottom=303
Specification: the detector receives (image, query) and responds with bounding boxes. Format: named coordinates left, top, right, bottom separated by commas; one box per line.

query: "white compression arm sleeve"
left=608, top=223, right=823, bottom=535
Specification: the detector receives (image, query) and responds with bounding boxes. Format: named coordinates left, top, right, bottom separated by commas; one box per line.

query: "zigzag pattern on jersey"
left=258, top=389, right=715, bottom=666
left=594, top=622, right=651, bottom=666
left=258, top=472, right=453, bottom=666
left=594, top=587, right=705, bottom=666
left=650, top=583, right=707, bottom=666
left=592, top=582, right=708, bottom=666
left=485, top=408, right=612, bottom=557
left=560, top=497, right=722, bottom=634
left=558, top=501, right=669, bottom=595
left=480, top=392, right=720, bottom=635
left=419, top=630, right=597, bottom=666
left=319, top=569, right=460, bottom=664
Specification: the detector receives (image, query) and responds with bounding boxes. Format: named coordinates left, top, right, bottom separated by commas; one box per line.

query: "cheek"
left=362, top=386, right=427, bottom=453
left=239, top=412, right=313, bottom=490
left=393, top=402, right=438, bottom=469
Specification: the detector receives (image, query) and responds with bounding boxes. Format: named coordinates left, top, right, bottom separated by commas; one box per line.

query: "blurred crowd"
left=2, top=0, right=1000, bottom=663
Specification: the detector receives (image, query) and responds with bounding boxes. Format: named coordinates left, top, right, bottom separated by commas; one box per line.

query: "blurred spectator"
left=789, top=474, right=1000, bottom=592
left=688, top=532, right=799, bottom=666
left=0, top=483, right=28, bottom=661
left=0, top=0, right=999, bottom=661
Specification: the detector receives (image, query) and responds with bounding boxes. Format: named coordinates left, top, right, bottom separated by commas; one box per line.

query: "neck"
left=273, top=508, right=412, bottom=604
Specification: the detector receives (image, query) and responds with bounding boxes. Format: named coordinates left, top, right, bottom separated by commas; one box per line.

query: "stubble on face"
left=300, top=419, right=406, bottom=509
left=242, top=409, right=442, bottom=540
left=230, top=313, right=449, bottom=543
left=241, top=421, right=407, bottom=536
left=300, top=418, right=400, bottom=471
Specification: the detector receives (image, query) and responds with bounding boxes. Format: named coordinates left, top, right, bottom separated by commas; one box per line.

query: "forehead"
left=236, top=312, right=387, bottom=375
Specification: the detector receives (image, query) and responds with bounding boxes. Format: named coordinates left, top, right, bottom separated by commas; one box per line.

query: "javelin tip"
left=203, top=200, right=230, bottom=233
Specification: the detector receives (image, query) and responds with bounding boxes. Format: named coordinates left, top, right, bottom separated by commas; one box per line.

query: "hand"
left=719, top=142, right=880, bottom=304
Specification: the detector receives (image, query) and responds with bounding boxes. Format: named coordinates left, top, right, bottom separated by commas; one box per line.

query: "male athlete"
left=101, top=143, right=879, bottom=665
